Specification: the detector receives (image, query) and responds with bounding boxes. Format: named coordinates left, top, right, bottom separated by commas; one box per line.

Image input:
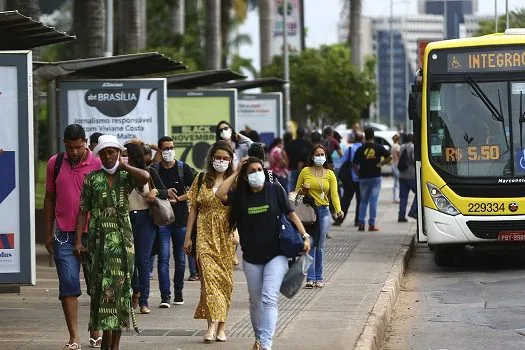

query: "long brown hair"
left=307, top=143, right=330, bottom=169
left=204, top=140, right=234, bottom=188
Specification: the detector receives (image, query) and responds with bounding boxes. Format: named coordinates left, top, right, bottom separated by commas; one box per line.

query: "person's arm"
left=73, top=175, right=92, bottom=260
left=335, top=141, right=344, bottom=157
left=150, top=167, right=168, bottom=200
left=295, top=168, right=306, bottom=192
left=377, top=147, right=393, bottom=168
left=43, top=158, right=57, bottom=254
left=216, top=161, right=244, bottom=202
left=287, top=212, right=311, bottom=253
left=329, top=171, right=343, bottom=216
left=352, top=148, right=361, bottom=174
left=120, top=158, right=150, bottom=185
left=183, top=208, right=197, bottom=255
left=236, top=133, right=253, bottom=147
left=177, top=165, right=195, bottom=202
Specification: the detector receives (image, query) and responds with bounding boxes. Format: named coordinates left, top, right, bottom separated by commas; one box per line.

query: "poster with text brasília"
left=168, top=90, right=237, bottom=170
left=60, top=79, right=167, bottom=145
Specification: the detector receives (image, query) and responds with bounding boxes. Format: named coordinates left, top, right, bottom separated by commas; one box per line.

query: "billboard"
left=271, top=0, right=303, bottom=58
left=237, top=93, right=283, bottom=145
left=167, top=90, right=237, bottom=170
left=0, top=51, right=35, bottom=285
left=59, top=79, right=167, bottom=145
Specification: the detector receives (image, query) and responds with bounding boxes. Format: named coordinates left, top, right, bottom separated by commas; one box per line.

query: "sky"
left=238, top=0, right=524, bottom=74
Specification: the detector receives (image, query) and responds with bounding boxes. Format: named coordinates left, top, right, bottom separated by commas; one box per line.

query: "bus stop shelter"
left=165, top=69, right=246, bottom=90
left=212, top=77, right=287, bottom=91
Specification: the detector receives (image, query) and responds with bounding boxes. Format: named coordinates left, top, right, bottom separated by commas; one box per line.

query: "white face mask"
left=313, top=156, right=326, bottom=167
left=213, top=159, right=229, bottom=173
left=162, top=150, right=175, bottom=162
left=102, top=157, right=120, bottom=175
left=220, top=127, right=232, bottom=141
left=248, top=170, right=265, bottom=188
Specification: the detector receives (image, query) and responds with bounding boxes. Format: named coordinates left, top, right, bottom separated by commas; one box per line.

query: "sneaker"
left=398, top=218, right=408, bottom=223
left=358, top=224, right=365, bottom=231
left=139, top=305, right=151, bottom=314
left=159, top=297, right=171, bottom=308
left=188, top=275, right=199, bottom=281
left=173, top=292, right=184, bottom=305
left=368, top=225, right=379, bottom=232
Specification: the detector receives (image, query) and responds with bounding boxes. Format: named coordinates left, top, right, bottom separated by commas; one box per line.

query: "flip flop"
left=63, top=343, right=81, bottom=350
left=89, top=337, right=102, bottom=348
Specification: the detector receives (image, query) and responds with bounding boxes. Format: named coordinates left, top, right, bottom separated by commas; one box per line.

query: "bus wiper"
left=465, top=76, right=509, bottom=150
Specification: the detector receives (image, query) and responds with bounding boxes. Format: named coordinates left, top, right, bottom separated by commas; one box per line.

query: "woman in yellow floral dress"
left=184, top=140, right=235, bottom=343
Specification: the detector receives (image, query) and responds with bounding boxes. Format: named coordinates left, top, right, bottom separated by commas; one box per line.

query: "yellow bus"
left=409, top=29, right=525, bottom=266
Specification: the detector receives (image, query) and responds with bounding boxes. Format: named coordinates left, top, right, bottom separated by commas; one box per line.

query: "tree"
left=476, top=8, right=525, bottom=36
left=205, top=0, right=221, bottom=69
left=258, top=0, right=272, bottom=69
left=118, top=0, right=147, bottom=53
left=348, top=0, right=362, bottom=69
left=262, top=44, right=376, bottom=126
left=172, top=0, right=185, bottom=39
left=72, top=0, right=106, bottom=58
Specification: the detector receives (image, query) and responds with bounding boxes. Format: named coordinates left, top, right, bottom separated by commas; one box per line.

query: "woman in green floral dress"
left=74, top=135, right=150, bottom=350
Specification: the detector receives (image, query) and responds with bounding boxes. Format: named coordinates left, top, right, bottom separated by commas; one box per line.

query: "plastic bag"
left=280, top=254, right=314, bottom=299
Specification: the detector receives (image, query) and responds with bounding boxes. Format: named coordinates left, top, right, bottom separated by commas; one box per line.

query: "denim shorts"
left=53, top=230, right=88, bottom=300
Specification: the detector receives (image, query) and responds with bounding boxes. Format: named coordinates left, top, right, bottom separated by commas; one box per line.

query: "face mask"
left=248, top=170, right=265, bottom=188
left=313, top=156, right=326, bottom=167
left=162, top=150, right=175, bottom=162
left=213, top=160, right=229, bottom=173
left=102, top=157, right=120, bottom=175
left=220, top=128, right=232, bottom=140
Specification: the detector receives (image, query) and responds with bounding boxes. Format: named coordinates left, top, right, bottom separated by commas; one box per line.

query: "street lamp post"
left=389, top=0, right=394, bottom=130
left=105, top=0, right=114, bottom=57
left=283, top=0, right=291, bottom=132
left=506, top=0, right=510, bottom=30
left=494, top=0, right=498, bottom=33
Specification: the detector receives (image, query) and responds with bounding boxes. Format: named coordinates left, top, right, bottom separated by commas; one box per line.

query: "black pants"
left=341, top=179, right=361, bottom=225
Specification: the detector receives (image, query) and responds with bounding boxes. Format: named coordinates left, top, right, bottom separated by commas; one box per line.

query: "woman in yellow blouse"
left=296, top=144, right=343, bottom=288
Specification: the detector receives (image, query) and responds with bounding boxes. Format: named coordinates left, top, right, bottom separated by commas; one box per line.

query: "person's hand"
left=44, top=235, right=54, bottom=255
left=376, top=162, right=383, bottom=168
left=119, top=156, right=127, bottom=170
left=303, top=237, right=311, bottom=254
left=336, top=211, right=345, bottom=219
left=235, top=156, right=249, bottom=174
left=167, top=188, right=177, bottom=200
left=73, top=242, right=86, bottom=261
left=0, top=148, right=4, bottom=155
left=183, top=237, right=193, bottom=255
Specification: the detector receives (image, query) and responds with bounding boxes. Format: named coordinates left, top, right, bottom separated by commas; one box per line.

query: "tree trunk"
left=172, top=0, right=185, bottom=36
left=259, top=0, right=272, bottom=69
left=220, top=0, right=232, bottom=68
left=205, top=0, right=221, bottom=70
left=119, top=0, right=146, bottom=53
left=349, top=0, right=362, bottom=69
left=73, top=0, right=106, bottom=58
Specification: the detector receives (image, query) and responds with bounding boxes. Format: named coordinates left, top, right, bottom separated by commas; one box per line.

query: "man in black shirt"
left=154, top=136, right=194, bottom=307
left=353, top=128, right=392, bottom=232
left=285, top=127, right=312, bottom=190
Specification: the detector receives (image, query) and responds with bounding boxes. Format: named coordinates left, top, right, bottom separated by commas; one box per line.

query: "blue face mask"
left=248, top=170, right=265, bottom=188
left=313, top=156, right=326, bottom=166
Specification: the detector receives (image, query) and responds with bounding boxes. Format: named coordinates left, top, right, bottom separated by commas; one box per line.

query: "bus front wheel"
left=434, top=244, right=463, bottom=267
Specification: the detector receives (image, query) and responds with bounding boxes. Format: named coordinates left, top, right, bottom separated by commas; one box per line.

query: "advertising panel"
left=59, top=79, right=167, bottom=145
left=237, top=93, right=282, bottom=145
left=167, top=90, right=237, bottom=170
left=271, top=0, right=303, bottom=58
left=0, top=51, right=35, bottom=285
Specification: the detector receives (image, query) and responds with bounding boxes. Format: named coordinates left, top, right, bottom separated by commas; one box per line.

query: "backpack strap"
left=53, top=152, right=65, bottom=184
left=267, top=169, right=274, bottom=183
left=176, top=160, right=187, bottom=193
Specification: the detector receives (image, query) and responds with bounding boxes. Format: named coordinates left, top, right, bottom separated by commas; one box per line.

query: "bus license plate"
left=499, top=232, right=525, bottom=241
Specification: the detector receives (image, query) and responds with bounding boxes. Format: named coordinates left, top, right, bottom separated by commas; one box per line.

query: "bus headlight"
left=426, top=183, right=460, bottom=216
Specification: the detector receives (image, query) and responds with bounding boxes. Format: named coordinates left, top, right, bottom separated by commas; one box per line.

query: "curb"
left=353, top=231, right=416, bottom=350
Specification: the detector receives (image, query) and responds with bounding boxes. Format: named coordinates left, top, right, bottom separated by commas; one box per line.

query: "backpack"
left=53, top=152, right=65, bottom=183
left=153, top=160, right=196, bottom=194
left=338, top=148, right=353, bottom=183
left=397, top=145, right=410, bottom=172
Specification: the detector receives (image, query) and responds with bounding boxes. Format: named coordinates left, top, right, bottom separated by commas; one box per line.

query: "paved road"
left=384, top=245, right=525, bottom=350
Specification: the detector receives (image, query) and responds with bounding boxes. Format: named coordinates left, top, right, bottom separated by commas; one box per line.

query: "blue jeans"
left=307, top=206, right=331, bottom=282
left=188, top=255, right=198, bottom=277
left=399, top=178, right=417, bottom=219
left=53, top=230, right=88, bottom=299
left=392, top=167, right=400, bottom=201
left=130, top=210, right=157, bottom=307
left=243, top=255, right=288, bottom=349
left=158, top=225, right=186, bottom=299
left=358, top=177, right=382, bottom=226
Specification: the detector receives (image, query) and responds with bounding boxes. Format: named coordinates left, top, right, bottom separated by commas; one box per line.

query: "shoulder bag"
left=148, top=168, right=175, bottom=226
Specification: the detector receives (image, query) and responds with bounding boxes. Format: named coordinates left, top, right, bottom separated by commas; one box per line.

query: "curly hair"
left=204, top=140, right=234, bottom=188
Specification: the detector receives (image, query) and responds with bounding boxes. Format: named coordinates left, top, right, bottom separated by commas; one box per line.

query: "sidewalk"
left=0, top=178, right=416, bottom=350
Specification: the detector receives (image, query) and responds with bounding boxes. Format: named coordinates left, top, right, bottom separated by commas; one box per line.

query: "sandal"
left=315, top=281, right=325, bottom=288
left=89, top=337, right=102, bottom=348
left=63, top=343, right=81, bottom=350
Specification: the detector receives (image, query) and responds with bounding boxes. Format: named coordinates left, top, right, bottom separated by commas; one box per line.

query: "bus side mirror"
left=408, top=89, right=421, bottom=121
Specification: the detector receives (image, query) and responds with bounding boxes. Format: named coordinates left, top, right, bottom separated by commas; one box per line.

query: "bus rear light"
left=426, top=183, right=460, bottom=216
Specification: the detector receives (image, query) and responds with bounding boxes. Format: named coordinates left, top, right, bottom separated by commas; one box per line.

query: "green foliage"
left=476, top=8, right=525, bottom=36
left=262, top=44, right=376, bottom=126
left=230, top=54, right=258, bottom=77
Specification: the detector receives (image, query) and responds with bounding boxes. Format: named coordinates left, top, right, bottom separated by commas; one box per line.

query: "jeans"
left=289, top=170, right=299, bottom=191
left=399, top=178, right=418, bottom=219
left=307, top=206, right=331, bottom=282
left=158, top=225, right=186, bottom=299
left=188, top=255, right=198, bottom=277
left=130, top=210, right=157, bottom=307
left=341, top=179, right=360, bottom=224
left=53, top=230, right=88, bottom=299
left=358, top=177, right=382, bottom=226
left=243, top=255, right=289, bottom=349
left=392, top=167, right=400, bottom=201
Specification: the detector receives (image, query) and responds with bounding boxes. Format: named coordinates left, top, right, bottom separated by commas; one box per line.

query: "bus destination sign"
left=447, top=49, right=525, bottom=73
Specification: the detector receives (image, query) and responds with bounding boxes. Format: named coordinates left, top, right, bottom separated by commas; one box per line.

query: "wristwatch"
left=301, top=233, right=310, bottom=240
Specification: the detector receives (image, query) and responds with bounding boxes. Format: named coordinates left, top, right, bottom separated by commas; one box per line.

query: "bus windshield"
left=428, top=79, right=525, bottom=178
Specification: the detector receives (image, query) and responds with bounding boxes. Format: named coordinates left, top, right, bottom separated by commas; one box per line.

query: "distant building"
left=418, top=0, right=478, bottom=39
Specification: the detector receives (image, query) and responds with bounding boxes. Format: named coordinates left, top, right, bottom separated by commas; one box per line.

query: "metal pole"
left=105, top=0, right=114, bottom=57
left=389, top=0, right=394, bottom=130
left=47, top=79, right=57, bottom=156
left=506, top=0, right=509, bottom=30
left=283, top=0, right=291, bottom=130
left=494, top=0, right=498, bottom=33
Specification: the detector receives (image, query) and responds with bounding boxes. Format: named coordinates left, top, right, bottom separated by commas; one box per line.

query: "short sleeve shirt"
left=353, top=142, right=390, bottom=179
left=157, top=161, right=194, bottom=227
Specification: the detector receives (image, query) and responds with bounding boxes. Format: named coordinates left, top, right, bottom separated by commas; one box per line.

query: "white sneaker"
left=159, top=301, right=171, bottom=308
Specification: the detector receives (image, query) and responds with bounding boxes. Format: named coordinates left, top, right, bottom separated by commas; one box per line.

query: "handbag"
left=148, top=169, right=175, bottom=226
left=190, top=172, right=205, bottom=257
left=270, top=183, right=305, bottom=258
left=288, top=191, right=316, bottom=224
left=280, top=254, right=313, bottom=298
